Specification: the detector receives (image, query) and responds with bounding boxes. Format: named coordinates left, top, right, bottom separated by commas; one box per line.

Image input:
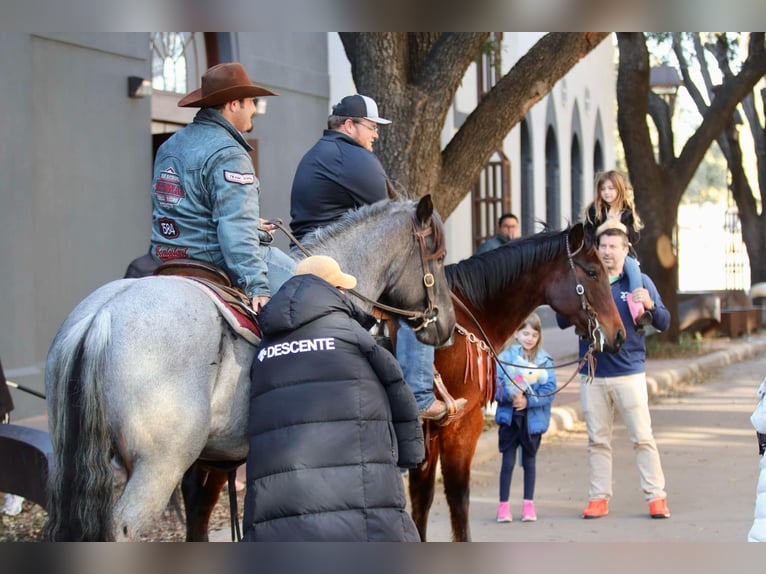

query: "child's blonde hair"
left=517, top=312, right=543, bottom=358
left=588, top=170, right=643, bottom=233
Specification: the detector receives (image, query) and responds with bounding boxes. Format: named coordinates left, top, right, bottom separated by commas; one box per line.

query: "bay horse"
left=43, top=196, right=455, bottom=541
left=408, top=222, right=626, bottom=541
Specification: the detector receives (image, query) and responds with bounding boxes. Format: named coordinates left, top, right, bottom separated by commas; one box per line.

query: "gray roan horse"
left=43, top=195, right=455, bottom=541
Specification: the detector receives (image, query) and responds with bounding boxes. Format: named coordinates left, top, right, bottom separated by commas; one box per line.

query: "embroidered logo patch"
left=158, top=218, right=179, bottom=239
left=154, top=168, right=184, bottom=207
left=257, top=338, right=336, bottom=362
left=154, top=245, right=188, bottom=261
left=223, top=170, right=255, bottom=185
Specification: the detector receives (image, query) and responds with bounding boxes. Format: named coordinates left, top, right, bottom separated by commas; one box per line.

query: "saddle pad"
left=171, top=277, right=261, bottom=345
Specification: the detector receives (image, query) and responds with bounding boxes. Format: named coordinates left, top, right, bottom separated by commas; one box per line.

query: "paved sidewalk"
left=13, top=321, right=766, bottom=542
left=475, top=330, right=766, bottom=468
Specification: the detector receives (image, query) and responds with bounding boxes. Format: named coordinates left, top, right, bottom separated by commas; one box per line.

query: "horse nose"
left=605, top=327, right=626, bottom=353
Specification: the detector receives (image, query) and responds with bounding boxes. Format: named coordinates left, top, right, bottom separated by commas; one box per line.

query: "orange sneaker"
left=648, top=498, right=670, bottom=519
left=581, top=499, right=608, bottom=519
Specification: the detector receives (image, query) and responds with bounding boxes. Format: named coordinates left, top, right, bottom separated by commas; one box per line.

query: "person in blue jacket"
left=150, top=62, right=295, bottom=313
left=494, top=312, right=556, bottom=523
left=556, top=221, right=672, bottom=520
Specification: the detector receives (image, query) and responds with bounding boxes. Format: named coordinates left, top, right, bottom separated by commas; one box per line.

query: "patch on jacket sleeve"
left=154, top=245, right=189, bottom=261
left=154, top=167, right=185, bottom=207
left=223, top=170, right=255, bottom=185
left=158, top=217, right=180, bottom=239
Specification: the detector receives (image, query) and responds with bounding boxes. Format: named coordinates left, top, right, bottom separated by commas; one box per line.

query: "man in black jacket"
left=289, top=94, right=391, bottom=244
left=288, top=94, right=465, bottom=422
left=242, top=256, right=423, bottom=541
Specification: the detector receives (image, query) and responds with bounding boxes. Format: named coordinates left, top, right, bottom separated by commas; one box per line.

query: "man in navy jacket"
left=289, top=94, right=465, bottom=422
left=557, top=222, right=671, bottom=520
left=289, top=94, right=391, bottom=244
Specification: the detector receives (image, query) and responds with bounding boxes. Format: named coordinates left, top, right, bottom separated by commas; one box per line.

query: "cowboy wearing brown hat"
left=150, top=62, right=295, bottom=312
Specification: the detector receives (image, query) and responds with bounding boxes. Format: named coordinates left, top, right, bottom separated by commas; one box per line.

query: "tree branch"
left=673, top=33, right=766, bottom=192
left=439, top=32, right=608, bottom=213
left=647, top=92, right=676, bottom=164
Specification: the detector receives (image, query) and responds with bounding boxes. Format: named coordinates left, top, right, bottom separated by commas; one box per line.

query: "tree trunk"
left=340, top=32, right=608, bottom=218
left=617, top=32, right=766, bottom=339
left=678, top=33, right=766, bottom=287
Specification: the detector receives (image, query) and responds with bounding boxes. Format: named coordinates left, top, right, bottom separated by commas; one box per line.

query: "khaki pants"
left=580, top=373, right=667, bottom=502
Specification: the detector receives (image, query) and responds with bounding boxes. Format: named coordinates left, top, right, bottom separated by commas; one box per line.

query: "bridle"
left=565, top=232, right=604, bottom=349
left=455, top=229, right=599, bottom=398
left=267, top=210, right=445, bottom=332
left=373, top=212, right=445, bottom=332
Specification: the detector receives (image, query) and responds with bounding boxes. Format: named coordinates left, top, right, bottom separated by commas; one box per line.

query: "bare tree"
left=617, top=32, right=766, bottom=338
left=672, top=32, right=766, bottom=286
left=339, top=32, right=608, bottom=217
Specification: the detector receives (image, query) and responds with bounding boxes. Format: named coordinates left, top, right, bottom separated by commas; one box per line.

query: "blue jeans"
left=396, top=320, right=435, bottom=412
left=264, top=246, right=296, bottom=295
left=624, top=255, right=642, bottom=292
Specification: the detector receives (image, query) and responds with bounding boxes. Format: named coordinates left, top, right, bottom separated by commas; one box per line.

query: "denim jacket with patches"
left=150, top=108, right=272, bottom=298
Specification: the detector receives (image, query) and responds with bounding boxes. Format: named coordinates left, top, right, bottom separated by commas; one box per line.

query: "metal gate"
left=724, top=206, right=750, bottom=290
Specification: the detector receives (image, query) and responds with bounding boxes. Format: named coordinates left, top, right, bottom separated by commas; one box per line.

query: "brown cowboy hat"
left=178, top=62, right=278, bottom=108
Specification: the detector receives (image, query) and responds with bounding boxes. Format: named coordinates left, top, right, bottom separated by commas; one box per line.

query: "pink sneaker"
left=496, top=501, right=512, bottom=523
left=521, top=500, right=537, bottom=522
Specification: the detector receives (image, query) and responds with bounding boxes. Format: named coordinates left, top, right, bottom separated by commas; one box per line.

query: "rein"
left=268, top=215, right=443, bottom=332
left=451, top=231, right=599, bottom=399
left=451, top=295, right=595, bottom=399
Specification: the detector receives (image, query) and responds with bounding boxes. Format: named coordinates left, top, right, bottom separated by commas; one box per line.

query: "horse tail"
left=43, top=308, right=116, bottom=541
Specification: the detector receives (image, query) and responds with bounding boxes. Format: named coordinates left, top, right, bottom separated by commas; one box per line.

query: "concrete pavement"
left=475, top=327, right=766, bottom=468
left=211, top=329, right=766, bottom=542
left=12, top=314, right=766, bottom=542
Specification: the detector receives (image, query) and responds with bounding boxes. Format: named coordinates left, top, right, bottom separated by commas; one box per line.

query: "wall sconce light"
left=128, top=76, right=152, bottom=99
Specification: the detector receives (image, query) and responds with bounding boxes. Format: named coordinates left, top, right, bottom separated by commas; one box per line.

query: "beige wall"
left=0, top=32, right=329, bottom=419
left=1, top=33, right=152, bottom=418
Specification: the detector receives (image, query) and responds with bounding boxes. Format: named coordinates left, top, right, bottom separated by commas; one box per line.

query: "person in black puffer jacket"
left=242, top=255, right=423, bottom=541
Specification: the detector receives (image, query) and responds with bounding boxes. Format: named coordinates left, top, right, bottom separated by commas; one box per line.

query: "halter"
left=396, top=213, right=444, bottom=331
left=267, top=212, right=444, bottom=332
left=564, top=231, right=603, bottom=349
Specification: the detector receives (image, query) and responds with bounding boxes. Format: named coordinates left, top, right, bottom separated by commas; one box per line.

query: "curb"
left=472, top=335, right=766, bottom=468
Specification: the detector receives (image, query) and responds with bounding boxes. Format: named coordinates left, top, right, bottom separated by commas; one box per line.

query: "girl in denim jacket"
left=494, top=313, right=556, bottom=523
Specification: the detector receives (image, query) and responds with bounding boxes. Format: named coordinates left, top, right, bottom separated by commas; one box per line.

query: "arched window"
left=545, top=126, right=560, bottom=229
left=570, top=103, right=584, bottom=223
left=471, top=33, right=511, bottom=251
left=472, top=150, right=511, bottom=250
left=593, top=111, right=605, bottom=175
left=150, top=33, right=208, bottom=139
left=150, top=33, right=208, bottom=96
left=520, top=119, right=534, bottom=237
left=593, top=141, right=604, bottom=174
left=571, top=135, right=583, bottom=222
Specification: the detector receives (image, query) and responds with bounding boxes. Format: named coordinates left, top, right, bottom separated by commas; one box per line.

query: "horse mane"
left=300, top=198, right=447, bottom=257
left=446, top=226, right=571, bottom=310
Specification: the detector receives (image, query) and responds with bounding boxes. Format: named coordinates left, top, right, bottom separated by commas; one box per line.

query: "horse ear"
left=569, top=222, right=585, bottom=250
left=416, top=194, right=434, bottom=224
